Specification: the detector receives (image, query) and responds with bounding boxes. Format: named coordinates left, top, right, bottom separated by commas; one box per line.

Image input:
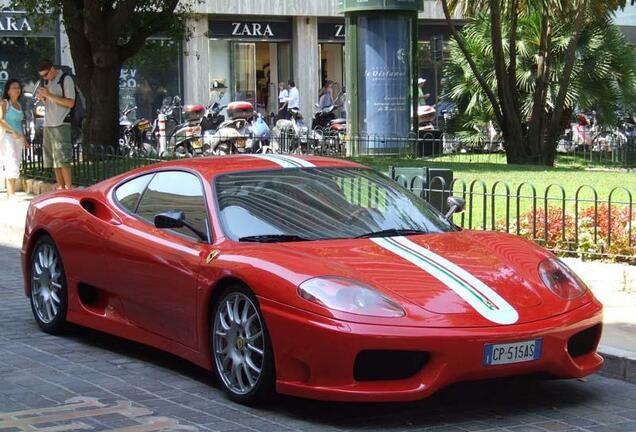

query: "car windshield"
left=214, top=167, right=456, bottom=242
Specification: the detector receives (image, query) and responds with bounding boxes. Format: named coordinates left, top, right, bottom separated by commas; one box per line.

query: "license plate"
left=483, top=339, right=542, bottom=366
left=191, top=139, right=203, bottom=149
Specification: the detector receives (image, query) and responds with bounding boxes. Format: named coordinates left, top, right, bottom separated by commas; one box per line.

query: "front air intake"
left=568, top=324, right=602, bottom=358
left=354, top=350, right=429, bottom=381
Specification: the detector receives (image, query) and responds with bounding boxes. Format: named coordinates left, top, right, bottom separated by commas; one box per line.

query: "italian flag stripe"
left=372, top=236, right=519, bottom=325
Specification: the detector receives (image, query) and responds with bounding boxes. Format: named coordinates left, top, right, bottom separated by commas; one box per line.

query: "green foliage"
left=504, top=204, right=636, bottom=263
left=443, top=8, right=636, bottom=136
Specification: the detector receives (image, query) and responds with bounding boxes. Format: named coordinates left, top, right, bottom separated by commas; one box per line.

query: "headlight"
left=298, top=276, right=405, bottom=318
left=35, top=106, right=46, bottom=117
left=538, top=258, right=588, bottom=300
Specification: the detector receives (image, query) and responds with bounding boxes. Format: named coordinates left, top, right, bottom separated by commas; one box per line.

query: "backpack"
left=56, top=72, right=86, bottom=128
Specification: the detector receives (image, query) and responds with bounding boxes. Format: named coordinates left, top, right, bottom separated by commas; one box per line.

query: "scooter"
left=204, top=101, right=253, bottom=155
left=248, top=113, right=277, bottom=154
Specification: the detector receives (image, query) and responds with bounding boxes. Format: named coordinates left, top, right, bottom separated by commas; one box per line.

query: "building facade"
left=0, top=0, right=456, bottom=121
left=615, top=3, right=636, bottom=45
left=185, top=0, right=456, bottom=119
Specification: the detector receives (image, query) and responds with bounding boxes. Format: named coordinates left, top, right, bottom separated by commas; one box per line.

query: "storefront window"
left=320, top=43, right=345, bottom=89
left=0, top=36, right=56, bottom=94
left=119, top=38, right=181, bottom=121
left=208, top=39, right=231, bottom=106
left=208, top=18, right=292, bottom=116
left=232, top=43, right=257, bottom=107
left=277, top=43, right=292, bottom=86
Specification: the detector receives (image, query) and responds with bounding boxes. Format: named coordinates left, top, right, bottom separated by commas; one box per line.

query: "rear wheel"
left=210, top=284, right=275, bottom=404
left=29, top=235, right=68, bottom=334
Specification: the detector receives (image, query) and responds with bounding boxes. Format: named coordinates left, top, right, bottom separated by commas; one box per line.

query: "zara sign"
left=0, top=12, right=55, bottom=37
left=208, top=19, right=291, bottom=40
left=0, top=14, right=32, bottom=33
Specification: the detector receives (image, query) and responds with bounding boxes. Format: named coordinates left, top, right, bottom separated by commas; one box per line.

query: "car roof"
left=135, top=155, right=367, bottom=178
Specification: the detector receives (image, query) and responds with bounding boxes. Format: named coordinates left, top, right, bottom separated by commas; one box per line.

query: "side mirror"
left=445, top=196, right=465, bottom=220
left=154, top=210, right=185, bottom=229
left=154, top=209, right=209, bottom=242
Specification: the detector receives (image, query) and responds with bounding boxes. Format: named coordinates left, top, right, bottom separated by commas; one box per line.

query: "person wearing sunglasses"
left=36, top=59, right=75, bottom=190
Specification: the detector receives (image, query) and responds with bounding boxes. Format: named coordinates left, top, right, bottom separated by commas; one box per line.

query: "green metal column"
left=339, top=0, right=422, bottom=156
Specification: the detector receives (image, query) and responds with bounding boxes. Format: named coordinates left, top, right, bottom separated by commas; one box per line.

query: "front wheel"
left=174, top=144, right=192, bottom=158
left=29, top=235, right=68, bottom=334
left=211, top=285, right=275, bottom=404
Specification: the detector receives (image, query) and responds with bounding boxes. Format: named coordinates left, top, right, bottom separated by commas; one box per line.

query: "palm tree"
left=439, top=0, right=631, bottom=165
left=443, top=11, right=636, bottom=142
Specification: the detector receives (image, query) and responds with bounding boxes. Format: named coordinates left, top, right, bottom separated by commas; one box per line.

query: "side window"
left=136, top=171, right=209, bottom=240
left=114, top=174, right=154, bottom=212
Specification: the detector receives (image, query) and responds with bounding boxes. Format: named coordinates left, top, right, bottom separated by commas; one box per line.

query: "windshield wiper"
left=355, top=228, right=428, bottom=239
left=238, top=234, right=312, bottom=243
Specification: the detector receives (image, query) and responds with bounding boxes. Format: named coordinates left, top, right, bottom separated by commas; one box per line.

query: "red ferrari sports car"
left=22, top=154, right=603, bottom=404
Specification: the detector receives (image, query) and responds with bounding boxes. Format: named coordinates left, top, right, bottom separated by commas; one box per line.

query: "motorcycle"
left=201, top=102, right=226, bottom=135
left=271, top=108, right=319, bottom=154
left=118, top=105, right=155, bottom=156
left=311, top=104, right=347, bottom=155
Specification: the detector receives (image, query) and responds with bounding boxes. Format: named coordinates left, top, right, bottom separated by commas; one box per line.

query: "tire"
left=210, top=284, right=275, bottom=404
left=29, top=235, right=68, bottom=335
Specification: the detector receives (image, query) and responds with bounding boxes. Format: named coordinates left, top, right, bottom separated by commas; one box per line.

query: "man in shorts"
left=36, top=59, right=75, bottom=189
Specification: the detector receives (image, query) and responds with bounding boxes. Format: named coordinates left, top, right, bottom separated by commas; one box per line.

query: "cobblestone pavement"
left=2, top=244, right=636, bottom=432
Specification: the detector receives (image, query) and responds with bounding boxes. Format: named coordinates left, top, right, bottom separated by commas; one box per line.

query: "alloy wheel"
left=213, top=292, right=266, bottom=395
left=31, top=243, right=63, bottom=324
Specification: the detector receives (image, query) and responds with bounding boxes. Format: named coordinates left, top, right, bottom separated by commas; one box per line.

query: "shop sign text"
left=120, top=69, right=138, bottom=88
left=0, top=15, right=32, bottom=32
left=0, top=61, right=8, bottom=82
left=231, top=22, right=274, bottom=37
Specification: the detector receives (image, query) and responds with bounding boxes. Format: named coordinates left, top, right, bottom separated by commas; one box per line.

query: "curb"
left=598, top=345, right=636, bottom=384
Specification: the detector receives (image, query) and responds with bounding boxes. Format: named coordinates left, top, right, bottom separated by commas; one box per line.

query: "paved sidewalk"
left=1, top=190, right=635, bottom=384
left=0, top=192, right=32, bottom=247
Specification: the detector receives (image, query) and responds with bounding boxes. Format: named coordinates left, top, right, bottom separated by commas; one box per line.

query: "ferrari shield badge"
left=206, top=249, right=221, bottom=264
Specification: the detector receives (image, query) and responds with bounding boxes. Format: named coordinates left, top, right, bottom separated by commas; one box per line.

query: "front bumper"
left=260, top=298, right=603, bottom=402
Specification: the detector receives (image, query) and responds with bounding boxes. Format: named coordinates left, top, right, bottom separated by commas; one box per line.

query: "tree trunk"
left=526, top=5, right=551, bottom=163
left=83, top=65, right=120, bottom=153
left=544, top=4, right=587, bottom=166
left=489, top=0, right=527, bottom=164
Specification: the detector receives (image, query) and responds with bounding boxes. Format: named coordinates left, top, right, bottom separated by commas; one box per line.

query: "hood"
left=239, top=231, right=591, bottom=327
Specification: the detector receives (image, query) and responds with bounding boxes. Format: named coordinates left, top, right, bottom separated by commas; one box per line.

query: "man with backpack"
left=36, top=59, right=75, bottom=190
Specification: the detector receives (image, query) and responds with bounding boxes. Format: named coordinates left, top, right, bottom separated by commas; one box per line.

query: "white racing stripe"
left=249, top=154, right=315, bottom=168
left=372, top=236, right=519, bottom=325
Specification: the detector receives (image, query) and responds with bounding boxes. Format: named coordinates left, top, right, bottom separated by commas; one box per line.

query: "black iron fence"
left=20, top=139, right=635, bottom=263
left=343, top=131, right=636, bottom=166
left=391, top=167, right=634, bottom=264
left=21, top=142, right=166, bottom=187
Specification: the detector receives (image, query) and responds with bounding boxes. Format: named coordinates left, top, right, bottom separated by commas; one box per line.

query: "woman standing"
left=318, top=80, right=334, bottom=109
left=0, top=79, right=26, bottom=199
